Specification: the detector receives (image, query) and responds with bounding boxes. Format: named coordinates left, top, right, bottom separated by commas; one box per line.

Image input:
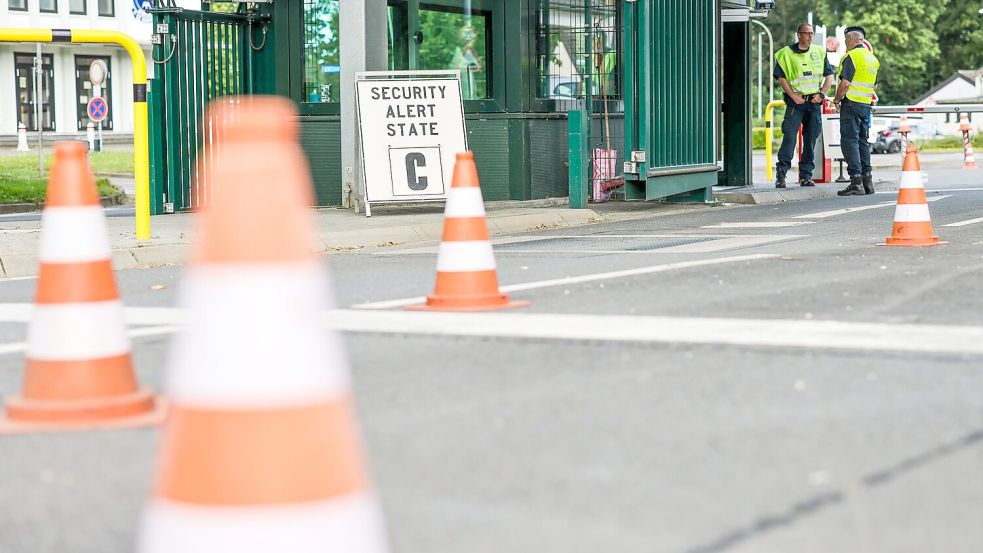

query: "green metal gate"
left=623, top=0, right=719, bottom=202
left=148, top=2, right=270, bottom=214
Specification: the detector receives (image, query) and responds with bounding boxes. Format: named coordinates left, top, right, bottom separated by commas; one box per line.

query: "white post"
left=757, top=32, right=763, bottom=120
left=34, top=44, right=43, bottom=178
left=16, top=122, right=30, bottom=152
left=93, top=84, right=103, bottom=152
left=87, top=122, right=96, bottom=150
left=340, top=0, right=388, bottom=214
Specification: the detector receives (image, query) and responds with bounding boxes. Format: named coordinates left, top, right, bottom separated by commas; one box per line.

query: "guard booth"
left=148, top=0, right=754, bottom=214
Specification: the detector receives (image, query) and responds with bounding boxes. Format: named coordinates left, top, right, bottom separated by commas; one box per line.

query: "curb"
left=715, top=186, right=836, bottom=205
left=0, top=208, right=603, bottom=278
left=0, top=195, right=127, bottom=215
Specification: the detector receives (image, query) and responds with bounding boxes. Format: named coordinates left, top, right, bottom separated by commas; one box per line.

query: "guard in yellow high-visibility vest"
left=773, top=23, right=835, bottom=189
left=834, top=28, right=880, bottom=196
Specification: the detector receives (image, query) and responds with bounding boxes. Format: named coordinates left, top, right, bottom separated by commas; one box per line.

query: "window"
left=8, top=0, right=28, bottom=11
left=40, top=0, right=58, bottom=13
left=535, top=0, right=622, bottom=105
left=416, top=4, right=491, bottom=100
left=302, top=0, right=340, bottom=103
left=98, top=0, right=113, bottom=16
left=70, top=0, right=85, bottom=14
left=14, top=53, right=56, bottom=132
left=75, top=56, right=113, bottom=130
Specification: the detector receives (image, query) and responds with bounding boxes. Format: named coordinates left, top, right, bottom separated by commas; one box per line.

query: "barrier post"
left=568, top=110, right=589, bottom=208
left=764, top=100, right=784, bottom=182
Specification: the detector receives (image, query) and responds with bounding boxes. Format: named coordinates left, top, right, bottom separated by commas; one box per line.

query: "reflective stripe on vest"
left=841, top=48, right=879, bottom=104
left=775, top=45, right=826, bottom=95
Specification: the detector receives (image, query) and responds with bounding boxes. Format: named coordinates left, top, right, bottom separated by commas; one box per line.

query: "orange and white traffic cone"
left=0, top=141, right=159, bottom=432
left=407, top=151, right=529, bottom=311
left=137, top=97, right=388, bottom=553
left=960, top=113, right=977, bottom=169
left=880, top=145, right=944, bottom=247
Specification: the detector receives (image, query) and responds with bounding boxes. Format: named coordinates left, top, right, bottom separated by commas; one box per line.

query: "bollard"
left=960, top=113, right=976, bottom=169
left=16, top=122, right=29, bottom=152
left=899, top=114, right=910, bottom=157
left=86, top=122, right=95, bottom=151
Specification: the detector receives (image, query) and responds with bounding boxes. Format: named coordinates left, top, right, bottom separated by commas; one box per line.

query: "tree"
left=815, top=0, right=947, bottom=104
left=934, top=0, right=983, bottom=82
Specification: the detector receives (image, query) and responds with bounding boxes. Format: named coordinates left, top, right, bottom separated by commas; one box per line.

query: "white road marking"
left=1, top=304, right=981, bottom=357
left=0, top=276, right=38, bottom=283
left=376, top=235, right=803, bottom=256
left=351, top=254, right=779, bottom=309
left=701, top=222, right=815, bottom=229
left=0, top=229, right=40, bottom=234
left=793, top=195, right=950, bottom=219
left=944, top=216, right=983, bottom=228
left=0, top=325, right=179, bottom=356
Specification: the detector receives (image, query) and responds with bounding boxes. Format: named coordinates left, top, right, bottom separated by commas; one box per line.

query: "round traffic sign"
left=89, top=59, right=108, bottom=86
left=87, top=96, right=109, bottom=123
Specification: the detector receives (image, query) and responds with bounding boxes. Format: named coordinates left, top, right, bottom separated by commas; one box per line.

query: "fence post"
left=568, top=109, right=589, bottom=209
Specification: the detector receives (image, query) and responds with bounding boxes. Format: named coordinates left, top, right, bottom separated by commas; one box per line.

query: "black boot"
left=800, top=178, right=816, bottom=187
left=862, top=173, right=874, bottom=195
left=775, top=169, right=787, bottom=189
left=837, top=176, right=865, bottom=196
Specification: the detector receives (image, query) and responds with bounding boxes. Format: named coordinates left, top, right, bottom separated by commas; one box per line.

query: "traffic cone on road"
left=137, top=97, right=388, bottom=553
left=0, top=141, right=159, bottom=432
left=960, top=113, right=977, bottom=169
left=407, top=151, right=529, bottom=311
left=880, top=145, right=944, bottom=247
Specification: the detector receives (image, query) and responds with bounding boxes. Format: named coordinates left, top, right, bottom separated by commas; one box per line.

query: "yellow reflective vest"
left=775, top=44, right=826, bottom=95
left=838, top=47, right=879, bottom=104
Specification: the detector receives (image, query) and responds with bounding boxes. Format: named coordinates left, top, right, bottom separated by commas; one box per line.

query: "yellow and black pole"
left=0, top=28, right=151, bottom=240
left=763, top=100, right=785, bottom=182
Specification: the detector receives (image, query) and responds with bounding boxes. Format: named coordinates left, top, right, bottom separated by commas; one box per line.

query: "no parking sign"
left=87, top=96, right=109, bottom=123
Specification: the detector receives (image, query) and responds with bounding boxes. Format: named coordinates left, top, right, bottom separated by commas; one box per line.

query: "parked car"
left=872, top=123, right=943, bottom=154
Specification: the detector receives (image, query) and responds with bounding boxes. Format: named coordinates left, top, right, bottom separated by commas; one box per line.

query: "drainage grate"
left=495, top=236, right=717, bottom=252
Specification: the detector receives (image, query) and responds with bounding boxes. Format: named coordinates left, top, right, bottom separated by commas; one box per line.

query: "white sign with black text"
left=355, top=71, right=468, bottom=215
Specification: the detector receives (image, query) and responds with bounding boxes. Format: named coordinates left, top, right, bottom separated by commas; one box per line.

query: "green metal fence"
left=149, top=3, right=270, bottom=214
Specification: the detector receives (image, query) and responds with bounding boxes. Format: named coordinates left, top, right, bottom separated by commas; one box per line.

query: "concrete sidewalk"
left=0, top=201, right=609, bottom=278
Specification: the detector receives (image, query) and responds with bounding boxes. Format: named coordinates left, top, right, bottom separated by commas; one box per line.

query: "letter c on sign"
left=405, top=153, right=428, bottom=191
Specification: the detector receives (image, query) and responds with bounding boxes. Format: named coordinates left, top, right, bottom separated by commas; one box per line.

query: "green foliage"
left=815, top=1, right=946, bottom=104
left=934, top=0, right=983, bottom=82
left=0, top=154, right=121, bottom=204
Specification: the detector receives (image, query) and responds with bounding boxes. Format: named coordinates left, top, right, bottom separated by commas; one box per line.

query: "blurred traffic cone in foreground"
left=407, top=151, right=529, bottom=311
left=138, top=97, right=388, bottom=553
left=0, top=141, right=158, bottom=432
left=960, top=113, right=977, bottom=169
left=880, top=145, right=943, bottom=247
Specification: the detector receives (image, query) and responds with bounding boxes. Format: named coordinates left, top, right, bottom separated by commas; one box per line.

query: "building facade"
left=0, top=0, right=196, bottom=139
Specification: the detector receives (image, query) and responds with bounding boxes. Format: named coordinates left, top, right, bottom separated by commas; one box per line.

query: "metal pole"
left=751, top=20, right=773, bottom=103
left=35, top=43, right=43, bottom=178
left=757, top=32, right=763, bottom=120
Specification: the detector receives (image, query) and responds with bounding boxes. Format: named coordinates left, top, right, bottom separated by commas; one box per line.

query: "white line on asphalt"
left=1, top=304, right=981, bottom=357
left=0, top=325, right=179, bottom=356
left=329, top=311, right=983, bottom=356
left=701, top=222, right=816, bottom=229
left=351, top=254, right=779, bottom=310
left=0, top=304, right=983, bottom=355
left=0, top=276, right=38, bottom=283
left=792, top=195, right=950, bottom=219
left=944, top=216, right=983, bottom=227
left=873, top=187, right=983, bottom=194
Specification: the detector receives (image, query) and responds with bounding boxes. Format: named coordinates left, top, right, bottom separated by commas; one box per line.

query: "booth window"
left=40, top=0, right=58, bottom=13
left=535, top=0, right=621, bottom=108
left=9, top=0, right=27, bottom=11
left=97, top=0, right=113, bottom=16
left=303, top=0, right=341, bottom=104
left=388, top=0, right=500, bottom=108
left=69, top=0, right=85, bottom=14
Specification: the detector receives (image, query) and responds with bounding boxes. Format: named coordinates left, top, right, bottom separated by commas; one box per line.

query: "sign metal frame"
left=355, top=69, right=469, bottom=217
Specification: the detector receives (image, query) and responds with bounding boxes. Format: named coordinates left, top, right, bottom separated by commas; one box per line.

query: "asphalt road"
left=0, top=167, right=981, bottom=553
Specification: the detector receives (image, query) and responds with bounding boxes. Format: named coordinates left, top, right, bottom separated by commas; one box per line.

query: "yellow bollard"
left=764, top=100, right=784, bottom=183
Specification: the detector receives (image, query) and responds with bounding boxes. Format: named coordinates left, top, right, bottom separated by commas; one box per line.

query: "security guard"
left=773, top=23, right=834, bottom=188
left=834, top=29, right=880, bottom=196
